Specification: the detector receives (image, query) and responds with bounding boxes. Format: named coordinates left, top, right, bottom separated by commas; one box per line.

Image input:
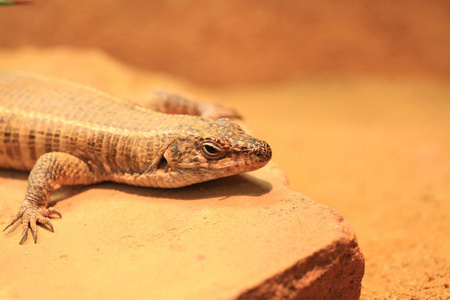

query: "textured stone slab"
left=0, top=163, right=363, bottom=300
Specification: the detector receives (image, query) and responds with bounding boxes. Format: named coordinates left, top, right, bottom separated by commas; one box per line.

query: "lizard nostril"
left=254, top=141, right=272, bottom=160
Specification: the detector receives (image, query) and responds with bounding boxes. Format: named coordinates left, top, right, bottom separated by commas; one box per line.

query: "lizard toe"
left=3, top=207, right=26, bottom=232
left=38, top=216, right=54, bottom=232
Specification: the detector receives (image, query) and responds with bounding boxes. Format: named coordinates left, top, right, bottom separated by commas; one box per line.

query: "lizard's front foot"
left=3, top=206, right=61, bottom=245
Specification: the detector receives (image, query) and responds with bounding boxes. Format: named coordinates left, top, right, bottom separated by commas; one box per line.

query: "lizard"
left=0, top=71, right=272, bottom=244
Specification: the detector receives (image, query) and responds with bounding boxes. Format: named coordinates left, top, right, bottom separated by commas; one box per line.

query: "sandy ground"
left=0, top=48, right=449, bottom=299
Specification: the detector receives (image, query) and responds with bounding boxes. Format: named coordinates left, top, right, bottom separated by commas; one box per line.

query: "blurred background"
left=0, top=0, right=449, bottom=85
left=1, top=1, right=449, bottom=299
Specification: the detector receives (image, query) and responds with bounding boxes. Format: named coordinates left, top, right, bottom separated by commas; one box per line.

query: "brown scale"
left=0, top=71, right=271, bottom=244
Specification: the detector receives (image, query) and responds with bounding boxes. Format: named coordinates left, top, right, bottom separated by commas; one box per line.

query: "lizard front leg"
left=3, top=152, right=99, bottom=244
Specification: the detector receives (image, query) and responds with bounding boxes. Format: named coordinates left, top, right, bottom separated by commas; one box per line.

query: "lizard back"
left=0, top=72, right=180, bottom=174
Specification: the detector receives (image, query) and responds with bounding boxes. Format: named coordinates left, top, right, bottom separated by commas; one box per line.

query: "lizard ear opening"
left=157, top=156, right=168, bottom=170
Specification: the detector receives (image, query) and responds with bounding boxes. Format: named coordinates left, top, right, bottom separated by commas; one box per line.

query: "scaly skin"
left=0, top=71, right=271, bottom=244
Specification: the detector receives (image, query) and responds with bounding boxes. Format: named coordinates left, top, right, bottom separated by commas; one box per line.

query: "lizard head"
left=154, top=117, right=272, bottom=187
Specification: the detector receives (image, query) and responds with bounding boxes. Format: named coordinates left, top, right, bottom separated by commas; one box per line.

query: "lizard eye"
left=201, top=142, right=225, bottom=159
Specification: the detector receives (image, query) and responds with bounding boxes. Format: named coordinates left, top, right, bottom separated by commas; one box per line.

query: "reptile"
left=0, top=71, right=271, bottom=244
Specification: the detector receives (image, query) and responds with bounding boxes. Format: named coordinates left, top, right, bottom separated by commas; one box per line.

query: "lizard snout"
left=254, top=140, right=272, bottom=162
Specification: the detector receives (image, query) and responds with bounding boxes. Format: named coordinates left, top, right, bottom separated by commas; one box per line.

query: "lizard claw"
left=4, top=206, right=62, bottom=244
left=47, top=207, right=62, bottom=218
left=20, top=228, right=28, bottom=245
